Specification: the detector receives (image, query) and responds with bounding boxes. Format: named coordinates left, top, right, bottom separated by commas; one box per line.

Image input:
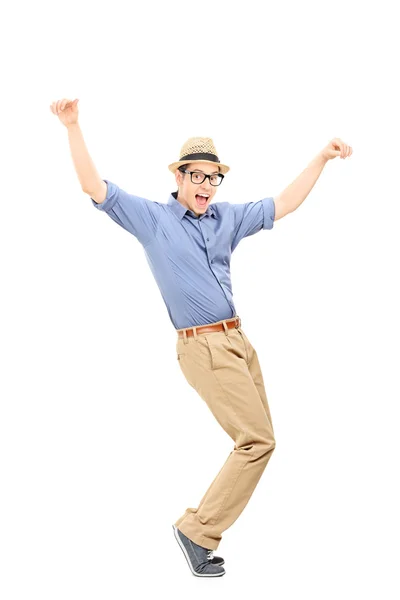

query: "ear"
left=175, top=169, right=182, bottom=187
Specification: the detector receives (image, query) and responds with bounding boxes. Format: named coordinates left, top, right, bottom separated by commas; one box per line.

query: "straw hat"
left=168, top=137, right=230, bottom=175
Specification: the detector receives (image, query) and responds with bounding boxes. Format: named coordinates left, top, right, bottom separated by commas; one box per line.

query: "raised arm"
left=273, top=138, right=353, bottom=220
left=49, top=98, right=106, bottom=203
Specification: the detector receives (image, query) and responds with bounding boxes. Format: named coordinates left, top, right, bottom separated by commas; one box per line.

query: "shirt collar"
left=167, top=191, right=216, bottom=221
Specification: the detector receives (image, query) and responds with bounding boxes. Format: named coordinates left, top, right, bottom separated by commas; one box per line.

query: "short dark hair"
left=178, top=163, right=221, bottom=174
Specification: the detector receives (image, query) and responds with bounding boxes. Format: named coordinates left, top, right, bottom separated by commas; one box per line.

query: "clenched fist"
left=50, top=98, right=79, bottom=127
left=320, top=138, right=353, bottom=161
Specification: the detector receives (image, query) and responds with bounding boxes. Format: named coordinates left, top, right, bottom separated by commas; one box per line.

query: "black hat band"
left=179, top=152, right=220, bottom=163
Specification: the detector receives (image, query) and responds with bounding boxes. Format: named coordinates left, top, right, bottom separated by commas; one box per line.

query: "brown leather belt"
left=177, top=316, right=241, bottom=339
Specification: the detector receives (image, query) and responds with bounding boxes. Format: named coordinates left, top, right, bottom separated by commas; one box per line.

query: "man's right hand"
left=50, top=98, right=79, bottom=127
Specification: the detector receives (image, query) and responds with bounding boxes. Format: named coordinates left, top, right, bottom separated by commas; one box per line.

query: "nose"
left=202, top=174, right=214, bottom=190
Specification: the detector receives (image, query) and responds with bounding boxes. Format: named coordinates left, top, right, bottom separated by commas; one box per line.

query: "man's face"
left=175, top=161, right=221, bottom=217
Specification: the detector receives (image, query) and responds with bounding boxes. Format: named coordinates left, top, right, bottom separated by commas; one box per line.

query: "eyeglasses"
left=179, top=168, right=224, bottom=186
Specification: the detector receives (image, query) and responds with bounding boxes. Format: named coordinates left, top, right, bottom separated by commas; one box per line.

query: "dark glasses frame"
left=178, top=167, right=225, bottom=186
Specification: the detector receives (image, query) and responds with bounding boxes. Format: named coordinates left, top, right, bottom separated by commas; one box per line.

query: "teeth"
left=198, top=194, right=209, bottom=198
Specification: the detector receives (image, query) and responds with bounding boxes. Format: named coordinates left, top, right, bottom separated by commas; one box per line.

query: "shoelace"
left=207, top=549, right=214, bottom=561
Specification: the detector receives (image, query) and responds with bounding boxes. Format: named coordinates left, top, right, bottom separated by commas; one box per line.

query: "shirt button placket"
left=200, top=222, right=212, bottom=263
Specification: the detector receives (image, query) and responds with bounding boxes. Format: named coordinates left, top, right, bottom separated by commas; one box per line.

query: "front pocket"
left=203, top=333, right=234, bottom=370
left=202, top=336, right=215, bottom=369
left=236, top=328, right=250, bottom=365
left=194, top=335, right=212, bottom=361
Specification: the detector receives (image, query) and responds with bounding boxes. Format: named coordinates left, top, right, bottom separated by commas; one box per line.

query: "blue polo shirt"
left=91, top=180, right=275, bottom=330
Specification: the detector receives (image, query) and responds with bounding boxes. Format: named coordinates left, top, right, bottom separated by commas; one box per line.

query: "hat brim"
left=168, top=159, right=230, bottom=175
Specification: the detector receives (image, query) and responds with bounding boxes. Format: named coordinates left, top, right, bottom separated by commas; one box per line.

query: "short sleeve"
left=230, top=197, right=275, bottom=251
left=91, top=180, right=160, bottom=247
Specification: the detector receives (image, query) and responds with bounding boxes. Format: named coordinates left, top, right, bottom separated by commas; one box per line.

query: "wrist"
left=312, top=152, right=329, bottom=167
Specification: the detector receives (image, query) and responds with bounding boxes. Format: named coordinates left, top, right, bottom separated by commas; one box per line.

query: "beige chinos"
left=174, top=316, right=276, bottom=551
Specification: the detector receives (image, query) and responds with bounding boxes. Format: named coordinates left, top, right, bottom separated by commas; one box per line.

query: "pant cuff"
left=174, top=513, right=221, bottom=551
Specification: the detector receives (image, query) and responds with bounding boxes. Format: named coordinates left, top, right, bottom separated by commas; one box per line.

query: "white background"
left=1, top=0, right=399, bottom=598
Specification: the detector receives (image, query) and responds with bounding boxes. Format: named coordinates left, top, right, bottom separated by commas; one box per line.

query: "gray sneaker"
left=172, top=525, right=226, bottom=577
left=207, top=549, right=225, bottom=567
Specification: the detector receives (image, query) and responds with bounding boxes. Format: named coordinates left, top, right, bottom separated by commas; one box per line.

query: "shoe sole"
left=172, top=525, right=225, bottom=577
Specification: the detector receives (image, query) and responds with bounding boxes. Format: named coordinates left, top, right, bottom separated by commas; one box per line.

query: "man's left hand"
left=320, top=138, right=353, bottom=161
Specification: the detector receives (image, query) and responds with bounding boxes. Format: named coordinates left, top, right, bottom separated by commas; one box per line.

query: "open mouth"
left=195, top=194, right=209, bottom=207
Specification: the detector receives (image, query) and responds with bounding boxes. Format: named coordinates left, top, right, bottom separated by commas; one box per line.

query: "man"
left=50, top=97, right=352, bottom=578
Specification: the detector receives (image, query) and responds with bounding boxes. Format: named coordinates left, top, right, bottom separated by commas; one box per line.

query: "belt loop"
left=193, top=326, right=198, bottom=341
left=222, top=320, right=229, bottom=336
left=183, top=328, right=188, bottom=344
